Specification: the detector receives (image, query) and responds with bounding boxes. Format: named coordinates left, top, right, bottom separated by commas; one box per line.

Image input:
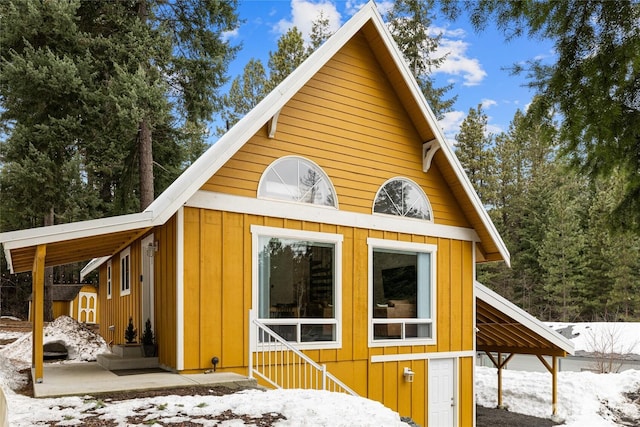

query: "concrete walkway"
left=33, top=362, right=258, bottom=398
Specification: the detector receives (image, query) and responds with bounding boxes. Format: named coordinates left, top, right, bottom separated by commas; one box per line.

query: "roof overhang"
left=476, top=282, right=574, bottom=357
left=1, top=212, right=153, bottom=273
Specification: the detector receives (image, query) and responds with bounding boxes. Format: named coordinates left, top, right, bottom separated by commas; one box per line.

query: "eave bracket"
left=267, top=109, right=282, bottom=139
left=422, top=139, right=440, bottom=172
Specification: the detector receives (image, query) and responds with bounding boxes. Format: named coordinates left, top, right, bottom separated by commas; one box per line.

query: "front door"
left=428, top=358, right=456, bottom=427
left=141, top=234, right=155, bottom=333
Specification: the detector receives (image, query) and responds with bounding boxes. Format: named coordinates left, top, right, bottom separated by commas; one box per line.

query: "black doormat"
left=112, top=368, right=166, bottom=376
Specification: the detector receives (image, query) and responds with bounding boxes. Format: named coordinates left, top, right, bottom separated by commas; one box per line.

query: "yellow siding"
left=181, top=209, right=474, bottom=425
left=98, top=240, right=142, bottom=346
left=52, top=301, right=69, bottom=319
left=154, top=215, right=178, bottom=368
left=201, top=33, right=470, bottom=228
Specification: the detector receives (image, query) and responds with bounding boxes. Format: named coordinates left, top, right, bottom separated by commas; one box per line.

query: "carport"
left=475, top=282, right=575, bottom=416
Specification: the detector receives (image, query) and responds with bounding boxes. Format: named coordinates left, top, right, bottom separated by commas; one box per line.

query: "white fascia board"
left=80, top=256, right=111, bottom=281
left=143, top=3, right=381, bottom=228
left=0, top=211, right=154, bottom=251
left=186, top=191, right=480, bottom=243
left=475, top=281, right=575, bottom=355
left=366, top=2, right=511, bottom=267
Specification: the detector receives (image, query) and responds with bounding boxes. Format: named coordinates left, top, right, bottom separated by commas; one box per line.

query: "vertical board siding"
left=154, top=215, right=177, bottom=369
left=181, top=208, right=474, bottom=424
left=200, top=33, right=470, bottom=228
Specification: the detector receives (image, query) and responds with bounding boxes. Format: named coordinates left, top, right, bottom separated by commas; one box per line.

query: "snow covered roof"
left=0, top=1, right=509, bottom=274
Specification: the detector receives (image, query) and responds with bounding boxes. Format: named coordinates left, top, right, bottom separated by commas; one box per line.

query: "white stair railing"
left=248, top=312, right=357, bottom=396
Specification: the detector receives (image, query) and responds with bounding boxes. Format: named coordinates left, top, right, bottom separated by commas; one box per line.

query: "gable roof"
left=0, top=1, right=509, bottom=274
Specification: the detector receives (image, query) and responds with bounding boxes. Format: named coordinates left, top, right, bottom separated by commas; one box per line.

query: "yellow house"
left=0, top=3, right=573, bottom=425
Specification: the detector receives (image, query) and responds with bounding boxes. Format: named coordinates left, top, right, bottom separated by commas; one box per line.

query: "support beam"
left=536, top=355, right=559, bottom=416
left=267, top=109, right=281, bottom=138
left=485, top=351, right=514, bottom=409
left=31, top=244, right=46, bottom=383
left=422, top=139, right=440, bottom=172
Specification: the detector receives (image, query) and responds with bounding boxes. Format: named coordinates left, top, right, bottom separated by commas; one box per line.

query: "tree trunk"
left=138, top=118, right=154, bottom=210
left=137, top=1, right=154, bottom=211
left=43, top=208, right=54, bottom=322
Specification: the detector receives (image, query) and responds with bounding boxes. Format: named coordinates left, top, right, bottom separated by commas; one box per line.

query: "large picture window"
left=368, top=238, right=436, bottom=346
left=252, top=226, right=342, bottom=348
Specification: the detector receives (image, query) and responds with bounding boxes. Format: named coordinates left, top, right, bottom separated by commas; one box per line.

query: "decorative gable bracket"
left=422, top=139, right=440, bottom=172
left=267, top=109, right=282, bottom=139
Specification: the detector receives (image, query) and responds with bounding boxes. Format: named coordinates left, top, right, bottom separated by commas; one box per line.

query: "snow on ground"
left=1, top=318, right=640, bottom=425
left=476, top=366, right=640, bottom=426
left=547, top=322, right=640, bottom=356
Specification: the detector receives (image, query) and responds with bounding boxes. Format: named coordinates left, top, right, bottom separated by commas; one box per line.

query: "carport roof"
left=476, top=282, right=574, bottom=357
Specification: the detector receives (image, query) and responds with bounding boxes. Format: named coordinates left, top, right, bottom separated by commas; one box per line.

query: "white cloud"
left=481, top=99, right=497, bottom=109
left=438, top=110, right=466, bottom=146
left=275, top=0, right=342, bottom=43
left=222, top=27, right=239, bottom=41
left=433, top=37, right=487, bottom=86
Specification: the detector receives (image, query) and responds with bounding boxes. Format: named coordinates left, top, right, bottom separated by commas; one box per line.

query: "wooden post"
left=497, top=352, right=503, bottom=408
left=32, top=244, right=46, bottom=383
left=552, top=356, right=558, bottom=416
left=536, top=354, right=560, bottom=416
left=485, top=351, right=514, bottom=409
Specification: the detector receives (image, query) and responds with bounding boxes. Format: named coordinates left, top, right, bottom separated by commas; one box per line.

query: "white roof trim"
left=0, top=1, right=509, bottom=271
left=80, top=256, right=110, bottom=281
left=0, top=211, right=153, bottom=250
left=475, top=281, right=575, bottom=355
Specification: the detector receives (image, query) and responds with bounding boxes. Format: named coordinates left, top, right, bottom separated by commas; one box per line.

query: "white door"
left=141, top=234, right=155, bottom=332
left=428, top=358, right=456, bottom=427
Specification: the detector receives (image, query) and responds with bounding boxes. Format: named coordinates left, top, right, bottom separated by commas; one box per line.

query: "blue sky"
left=220, top=0, right=555, bottom=144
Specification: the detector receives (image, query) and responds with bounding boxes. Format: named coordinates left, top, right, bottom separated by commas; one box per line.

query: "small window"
left=252, top=225, right=342, bottom=349
left=258, top=156, right=337, bottom=207
left=120, top=247, right=131, bottom=296
left=368, top=238, right=436, bottom=346
left=106, top=260, right=112, bottom=300
left=373, top=177, right=432, bottom=220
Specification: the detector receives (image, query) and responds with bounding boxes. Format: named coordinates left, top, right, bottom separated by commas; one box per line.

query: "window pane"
left=372, top=247, right=433, bottom=341
left=372, top=250, right=417, bottom=319
left=301, top=324, right=335, bottom=342
left=374, top=178, right=431, bottom=220
left=259, top=157, right=337, bottom=207
left=258, top=237, right=335, bottom=321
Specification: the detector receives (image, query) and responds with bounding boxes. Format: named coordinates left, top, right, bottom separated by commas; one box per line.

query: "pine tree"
left=218, top=59, right=268, bottom=134
left=385, top=0, right=456, bottom=119
left=441, top=0, right=640, bottom=232
left=538, top=167, right=588, bottom=321
left=454, top=104, right=495, bottom=204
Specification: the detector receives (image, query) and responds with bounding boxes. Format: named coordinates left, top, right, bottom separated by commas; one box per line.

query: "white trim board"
left=187, top=191, right=480, bottom=242
left=371, top=350, right=475, bottom=363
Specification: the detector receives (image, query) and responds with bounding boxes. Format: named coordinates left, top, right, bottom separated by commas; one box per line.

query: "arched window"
left=258, top=156, right=337, bottom=207
left=373, top=177, right=432, bottom=221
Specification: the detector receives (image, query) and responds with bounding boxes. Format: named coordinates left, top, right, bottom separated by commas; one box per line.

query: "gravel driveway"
left=476, top=405, right=560, bottom=427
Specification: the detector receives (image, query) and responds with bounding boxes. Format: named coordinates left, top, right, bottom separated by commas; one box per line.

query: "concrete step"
left=97, top=352, right=159, bottom=370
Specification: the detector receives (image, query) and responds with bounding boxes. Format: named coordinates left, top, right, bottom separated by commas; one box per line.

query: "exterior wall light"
left=403, top=367, right=415, bottom=383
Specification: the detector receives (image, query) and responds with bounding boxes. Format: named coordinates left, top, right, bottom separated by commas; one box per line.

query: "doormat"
left=112, top=368, right=166, bottom=376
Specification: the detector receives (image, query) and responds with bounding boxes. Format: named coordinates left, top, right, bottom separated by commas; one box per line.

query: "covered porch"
left=32, top=362, right=256, bottom=398
left=475, top=282, right=575, bottom=416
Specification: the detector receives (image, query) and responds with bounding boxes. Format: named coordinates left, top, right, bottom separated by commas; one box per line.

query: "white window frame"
left=257, top=155, right=339, bottom=208
left=367, top=238, right=437, bottom=347
left=120, top=247, right=131, bottom=297
left=251, top=225, right=343, bottom=350
left=106, top=260, right=112, bottom=300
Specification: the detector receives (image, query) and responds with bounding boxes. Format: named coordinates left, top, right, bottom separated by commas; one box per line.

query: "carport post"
left=536, top=354, right=559, bottom=416
left=552, top=356, right=558, bottom=416
left=32, top=244, right=46, bottom=383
